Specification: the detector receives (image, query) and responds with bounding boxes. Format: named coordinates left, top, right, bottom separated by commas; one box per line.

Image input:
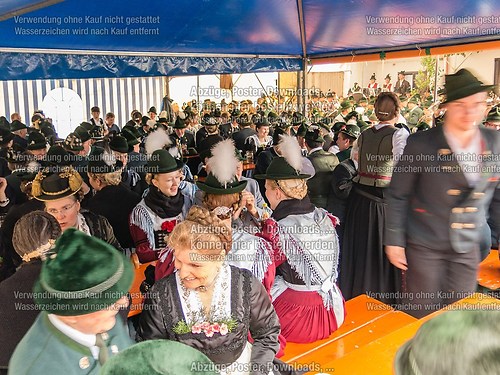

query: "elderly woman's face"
left=174, top=246, right=224, bottom=291
left=45, top=196, right=80, bottom=231
left=152, top=170, right=183, bottom=197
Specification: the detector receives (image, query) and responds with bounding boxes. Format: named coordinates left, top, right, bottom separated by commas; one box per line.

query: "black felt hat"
left=0, top=116, right=10, bottom=130
left=74, top=126, right=91, bottom=143
left=10, top=120, right=27, bottom=132
left=79, top=121, right=95, bottom=132
left=442, top=69, right=494, bottom=104
left=148, top=106, right=157, bottom=114
left=32, top=165, right=83, bottom=201
left=109, top=135, right=129, bottom=153
left=304, top=126, right=324, bottom=143
left=0, top=128, right=14, bottom=144
left=63, top=133, right=84, bottom=152
left=46, top=145, right=73, bottom=166
left=26, top=132, right=47, bottom=150
left=485, top=106, right=500, bottom=122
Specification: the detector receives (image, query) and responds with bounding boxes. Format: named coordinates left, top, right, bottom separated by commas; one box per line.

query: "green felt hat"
left=121, top=127, right=141, bottom=146
left=74, top=125, right=91, bottom=143
left=332, top=121, right=347, bottom=133
left=196, top=172, right=247, bottom=195
left=63, top=133, right=84, bottom=152
left=32, top=165, right=83, bottom=201
left=304, top=126, right=324, bottom=143
left=10, top=119, right=27, bottom=132
left=398, top=95, right=408, bottom=102
left=255, top=156, right=310, bottom=180
left=0, top=128, right=14, bottom=144
left=340, top=100, right=352, bottom=110
left=88, top=147, right=123, bottom=174
left=196, top=139, right=247, bottom=194
left=26, top=131, right=47, bottom=150
left=291, top=112, right=305, bottom=126
left=267, top=111, right=279, bottom=124
left=296, top=122, right=308, bottom=137
left=172, top=116, right=188, bottom=129
left=394, top=310, right=500, bottom=375
left=442, top=68, right=494, bottom=104
left=318, top=117, right=334, bottom=131
left=100, top=340, right=217, bottom=375
left=414, top=122, right=431, bottom=132
left=485, top=106, right=500, bottom=122
left=33, top=228, right=133, bottom=316
left=357, top=119, right=371, bottom=133
left=109, top=135, right=129, bottom=153
left=146, top=149, right=183, bottom=174
left=340, top=124, right=361, bottom=139
left=408, top=96, right=419, bottom=105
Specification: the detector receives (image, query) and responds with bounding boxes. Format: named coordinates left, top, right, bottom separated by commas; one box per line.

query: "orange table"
left=243, top=162, right=255, bottom=171
left=287, top=311, right=416, bottom=371
left=477, top=250, right=500, bottom=290
left=317, top=293, right=500, bottom=375
left=128, top=255, right=156, bottom=317
left=282, top=294, right=394, bottom=363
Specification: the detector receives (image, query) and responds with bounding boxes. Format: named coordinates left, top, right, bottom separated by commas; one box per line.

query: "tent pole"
left=302, top=58, right=307, bottom=116
left=297, top=0, right=307, bottom=116
left=433, top=56, right=439, bottom=101
left=196, top=76, right=200, bottom=113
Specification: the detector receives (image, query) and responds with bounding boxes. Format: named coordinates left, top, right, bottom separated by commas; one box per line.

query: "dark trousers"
left=402, top=242, right=479, bottom=318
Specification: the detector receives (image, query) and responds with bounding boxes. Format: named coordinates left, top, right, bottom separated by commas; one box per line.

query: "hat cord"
left=40, top=256, right=124, bottom=299
left=409, top=348, right=423, bottom=375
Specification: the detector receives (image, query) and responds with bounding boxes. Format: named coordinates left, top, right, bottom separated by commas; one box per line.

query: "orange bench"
left=319, top=293, right=500, bottom=375
left=477, top=250, right=500, bottom=290
left=128, top=253, right=156, bottom=317
left=281, top=294, right=417, bottom=370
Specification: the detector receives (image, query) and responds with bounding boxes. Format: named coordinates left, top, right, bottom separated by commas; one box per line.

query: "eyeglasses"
left=46, top=201, right=78, bottom=215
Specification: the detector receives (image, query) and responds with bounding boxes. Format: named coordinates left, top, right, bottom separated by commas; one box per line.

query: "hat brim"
left=393, top=339, right=413, bottom=375
left=146, top=158, right=184, bottom=174
left=442, top=84, right=494, bottom=104
left=196, top=179, right=247, bottom=195
left=0, top=133, right=14, bottom=144
left=34, top=186, right=81, bottom=201
left=254, top=173, right=311, bottom=180
left=126, top=138, right=140, bottom=146
left=27, top=142, right=47, bottom=150
left=33, top=250, right=133, bottom=316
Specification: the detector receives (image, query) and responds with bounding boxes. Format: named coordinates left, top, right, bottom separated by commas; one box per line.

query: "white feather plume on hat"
left=145, top=129, right=172, bottom=155
left=102, top=146, right=117, bottom=167
left=206, top=139, right=238, bottom=187
left=279, top=134, right=302, bottom=172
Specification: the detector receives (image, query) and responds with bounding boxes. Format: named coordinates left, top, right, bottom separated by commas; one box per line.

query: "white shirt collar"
left=308, top=147, right=323, bottom=155
left=48, top=314, right=97, bottom=348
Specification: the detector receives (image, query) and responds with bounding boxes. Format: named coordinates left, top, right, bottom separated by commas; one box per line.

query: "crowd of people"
left=0, top=68, right=499, bottom=374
